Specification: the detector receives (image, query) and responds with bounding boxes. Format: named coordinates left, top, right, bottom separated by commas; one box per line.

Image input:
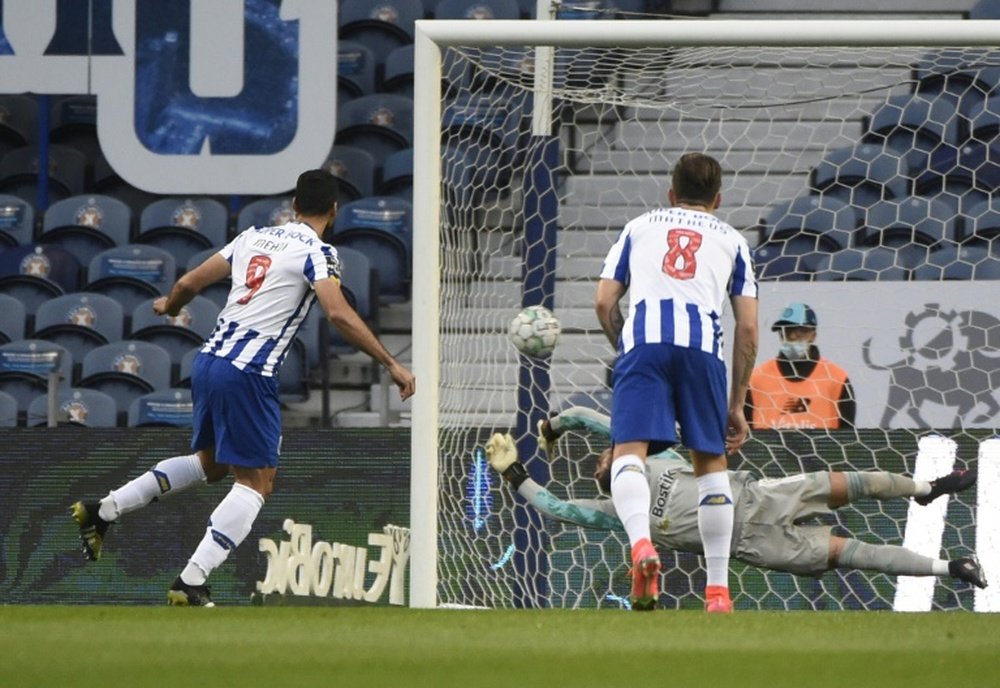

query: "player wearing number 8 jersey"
left=70, top=169, right=415, bottom=606
left=595, top=152, right=759, bottom=612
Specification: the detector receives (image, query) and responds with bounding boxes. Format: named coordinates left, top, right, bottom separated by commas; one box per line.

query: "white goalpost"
left=410, top=17, right=1000, bottom=610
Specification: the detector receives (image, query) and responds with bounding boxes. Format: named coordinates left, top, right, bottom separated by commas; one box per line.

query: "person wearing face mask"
left=745, top=302, right=855, bottom=430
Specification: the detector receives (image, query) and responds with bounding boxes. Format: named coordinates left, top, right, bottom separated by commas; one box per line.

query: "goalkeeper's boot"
left=70, top=501, right=111, bottom=561
left=704, top=585, right=733, bottom=614
left=167, top=577, right=215, bottom=607
left=915, top=467, right=977, bottom=506
left=950, top=555, right=988, bottom=589
left=629, top=538, right=660, bottom=611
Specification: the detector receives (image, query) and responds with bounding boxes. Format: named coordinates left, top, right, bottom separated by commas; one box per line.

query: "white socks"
left=181, top=483, right=264, bottom=586
left=610, top=455, right=651, bottom=546
left=697, top=471, right=734, bottom=589
left=98, top=454, right=207, bottom=522
left=836, top=539, right=948, bottom=576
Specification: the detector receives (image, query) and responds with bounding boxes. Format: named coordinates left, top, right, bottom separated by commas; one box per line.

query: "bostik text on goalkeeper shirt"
left=600, top=206, right=757, bottom=359
left=202, top=221, right=342, bottom=376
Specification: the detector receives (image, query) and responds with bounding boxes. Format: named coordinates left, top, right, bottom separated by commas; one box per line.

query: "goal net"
left=410, top=19, right=1000, bottom=611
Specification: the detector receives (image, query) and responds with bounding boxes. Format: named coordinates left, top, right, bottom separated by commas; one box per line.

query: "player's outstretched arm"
left=154, top=253, right=232, bottom=317
left=538, top=406, right=613, bottom=458
left=486, top=433, right=620, bottom=530
left=314, top=278, right=415, bottom=400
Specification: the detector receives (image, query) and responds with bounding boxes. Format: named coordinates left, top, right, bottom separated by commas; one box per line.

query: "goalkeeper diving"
left=486, top=407, right=986, bottom=605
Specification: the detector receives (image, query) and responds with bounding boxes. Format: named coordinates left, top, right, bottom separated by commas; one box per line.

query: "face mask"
left=780, top=341, right=811, bottom=360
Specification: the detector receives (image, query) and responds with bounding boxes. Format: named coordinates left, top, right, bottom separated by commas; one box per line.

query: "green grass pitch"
left=2, top=607, right=999, bottom=688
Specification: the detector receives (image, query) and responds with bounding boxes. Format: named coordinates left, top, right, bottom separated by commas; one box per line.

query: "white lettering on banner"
left=257, top=519, right=411, bottom=606
left=0, top=1, right=338, bottom=194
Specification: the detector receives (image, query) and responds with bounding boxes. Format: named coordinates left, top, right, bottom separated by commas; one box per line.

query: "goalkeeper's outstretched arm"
left=486, top=433, right=620, bottom=530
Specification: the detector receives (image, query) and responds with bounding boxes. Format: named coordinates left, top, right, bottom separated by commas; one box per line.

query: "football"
left=508, top=305, right=561, bottom=358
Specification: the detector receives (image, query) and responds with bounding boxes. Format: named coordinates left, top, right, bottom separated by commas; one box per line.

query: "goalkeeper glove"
left=537, top=418, right=559, bottom=459
left=485, top=433, right=529, bottom=489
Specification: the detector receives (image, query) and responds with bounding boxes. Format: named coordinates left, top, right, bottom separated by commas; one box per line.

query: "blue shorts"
left=610, top=344, right=727, bottom=456
left=190, top=352, right=282, bottom=468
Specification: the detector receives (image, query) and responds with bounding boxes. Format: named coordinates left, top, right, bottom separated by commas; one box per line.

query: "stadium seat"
left=442, top=94, right=521, bottom=157
left=0, top=293, right=26, bottom=343
left=812, top=247, right=911, bottom=281
left=130, top=295, right=219, bottom=366
left=0, top=94, right=38, bottom=158
left=39, top=194, right=133, bottom=266
left=555, top=0, right=605, bottom=19
left=0, top=144, right=86, bottom=205
left=128, top=388, right=193, bottom=427
left=91, top=156, right=162, bottom=219
left=810, top=144, right=911, bottom=208
left=335, top=94, right=413, bottom=168
left=176, top=347, right=200, bottom=388
left=0, top=243, right=82, bottom=314
left=962, top=197, right=1000, bottom=245
left=751, top=241, right=825, bottom=282
left=913, top=49, right=1000, bottom=107
left=277, top=337, right=309, bottom=403
left=0, top=194, right=35, bottom=246
left=338, top=0, right=421, bottom=80
left=85, top=245, right=176, bottom=320
left=329, top=197, right=411, bottom=303
left=185, top=248, right=231, bottom=310
left=235, top=196, right=295, bottom=232
left=913, top=141, right=1000, bottom=202
left=961, top=93, right=1000, bottom=146
left=762, top=194, right=858, bottom=251
left=434, top=0, right=520, bottom=19
left=323, top=146, right=377, bottom=202
left=377, top=148, right=413, bottom=201
left=911, top=243, right=990, bottom=281
left=0, top=339, right=73, bottom=412
left=32, top=292, right=125, bottom=373
left=338, top=41, right=377, bottom=104
left=48, top=95, right=100, bottom=179
left=0, top=389, right=17, bottom=426
left=863, top=94, right=962, bottom=151
left=78, top=340, right=172, bottom=412
left=137, top=197, right=229, bottom=268
left=26, top=387, right=118, bottom=427
left=382, top=45, right=415, bottom=98
left=860, top=197, right=956, bottom=248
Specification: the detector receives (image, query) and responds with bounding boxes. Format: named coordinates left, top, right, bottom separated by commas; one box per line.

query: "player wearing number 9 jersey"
left=70, top=169, right=415, bottom=607
left=595, top=152, right=759, bottom=612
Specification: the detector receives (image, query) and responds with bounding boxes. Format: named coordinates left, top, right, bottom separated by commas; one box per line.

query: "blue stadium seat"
left=0, top=94, right=38, bottom=157
left=91, top=156, right=161, bottom=219
left=434, top=0, right=520, bottom=19
left=860, top=197, right=956, bottom=247
left=176, top=347, right=200, bottom=388
left=863, top=94, right=962, bottom=151
left=914, top=141, right=1000, bottom=201
left=377, top=148, right=413, bottom=202
left=338, top=41, right=377, bottom=104
left=39, top=194, right=133, bottom=266
left=913, top=49, right=1000, bottom=107
left=0, top=293, right=26, bottom=343
left=335, top=94, right=414, bottom=168
left=128, top=388, right=193, bottom=427
left=278, top=337, right=309, bottom=403
left=236, top=197, right=295, bottom=233
left=185, top=248, right=231, bottom=310
left=0, top=144, right=86, bottom=205
left=555, top=0, right=605, bottom=19
left=33, top=292, right=124, bottom=371
left=443, top=94, right=521, bottom=157
left=752, top=241, right=825, bottom=282
left=911, top=243, right=989, bottom=281
left=298, top=245, right=376, bottom=362
left=79, top=340, right=172, bottom=411
left=323, top=145, right=377, bottom=202
left=812, top=247, right=911, bottom=282
left=0, top=243, right=81, bottom=313
left=762, top=194, right=858, bottom=251
left=0, top=389, right=17, bottom=426
left=86, top=245, right=175, bottom=319
left=48, top=95, right=101, bottom=174
left=138, top=197, right=229, bottom=268
left=338, top=0, right=421, bottom=79
left=382, top=45, right=415, bottom=98
left=965, top=93, right=1000, bottom=146
left=810, top=144, right=911, bottom=208
left=0, top=340, right=73, bottom=412
left=962, top=197, right=1000, bottom=245
left=0, top=193, right=35, bottom=246
left=130, top=295, right=219, bottom=366
left=27, top=387, right=118, bottom=427
left=329, top=197, right=411, bottom=303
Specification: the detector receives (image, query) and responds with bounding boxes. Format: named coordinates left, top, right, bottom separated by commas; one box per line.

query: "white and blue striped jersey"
left=202, top=222, right=341, bottom=377
left=600, top=207, right=757, bottom=359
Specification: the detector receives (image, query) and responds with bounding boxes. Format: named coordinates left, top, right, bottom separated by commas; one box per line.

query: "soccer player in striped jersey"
left=595, top=152, right=759, bottom=612
left=71, top=169, right=415, bottom=606
left=487, top=417, right=986, bottom=604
